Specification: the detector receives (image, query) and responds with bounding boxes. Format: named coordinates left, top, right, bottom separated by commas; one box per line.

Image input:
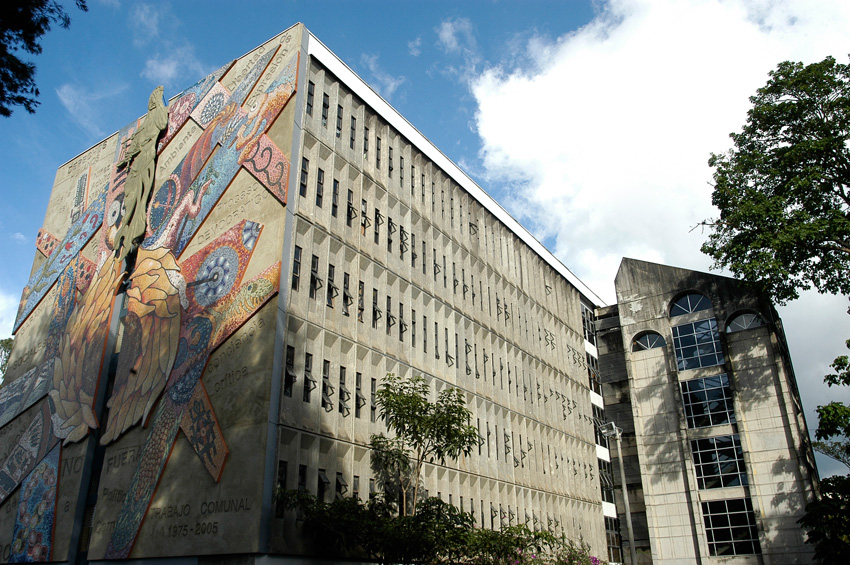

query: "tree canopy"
left=370, top=373, right=479, bottom=516
left=0, top=0, right=88, bottom=117
left=0, top=337, right=13, bottom=382
left=702, top=55, right=850, bottom=304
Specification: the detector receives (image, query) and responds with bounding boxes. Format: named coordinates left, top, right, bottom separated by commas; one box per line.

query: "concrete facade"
left=597, top=259, right=818, bottom=564
left=0, top=24, right=617, bottom=564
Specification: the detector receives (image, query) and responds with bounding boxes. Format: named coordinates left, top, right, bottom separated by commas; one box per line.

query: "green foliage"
left=0, top=337, right=13, bottom=381
left=0, top=0, right=88, bottom=117
left=371, top=373, right=479, bottom=516
left=702, top=55, right=850, bottom=304
left=798, top=475, right=850, bottom=562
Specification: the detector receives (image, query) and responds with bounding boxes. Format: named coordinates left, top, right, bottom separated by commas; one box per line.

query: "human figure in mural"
left=114, top=86, right=168, bottom=262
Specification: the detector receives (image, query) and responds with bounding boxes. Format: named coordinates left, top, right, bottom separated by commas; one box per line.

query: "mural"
left=0, top=32, right=298, bottom=562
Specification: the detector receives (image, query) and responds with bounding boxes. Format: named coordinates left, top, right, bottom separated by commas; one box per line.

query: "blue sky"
left=1, top=0, right=849, bottom=477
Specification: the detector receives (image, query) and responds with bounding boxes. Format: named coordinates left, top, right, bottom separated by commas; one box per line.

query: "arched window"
left=726, top=312, right=765, bottom=333
left=632, top=332, right=666, bottom=352
left=670, top=293, right=712, bottom=317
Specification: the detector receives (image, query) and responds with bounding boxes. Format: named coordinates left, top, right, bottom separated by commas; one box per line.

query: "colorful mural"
left=0, top=31, right=297, bottom=562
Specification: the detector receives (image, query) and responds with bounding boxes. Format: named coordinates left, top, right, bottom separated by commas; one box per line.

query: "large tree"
left=0, top=0, right=88, bottom=117
left=702, top=55, right=850, bottom=304
left=703, top=55, right=850, bottom=561
left=370, top=372, right=479, bottom=516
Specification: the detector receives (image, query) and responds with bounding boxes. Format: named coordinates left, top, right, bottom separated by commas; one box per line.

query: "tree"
left=370, top=372, right=479, bottom=516
left=702, top=55, right=850, bottom=560
left=0, top=337, right=13, bottom=382
left=702, top=55, right=850, bottom=304
left=0, top=0, right=88, bottom=117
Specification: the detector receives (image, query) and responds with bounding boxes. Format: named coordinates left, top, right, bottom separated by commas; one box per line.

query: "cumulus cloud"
left=130, top=2, right=162, bottom=46
left=10, top=233, right=26, bottom=243
left=141, top=45, right=207, bottom=87
left=56, top=82, right=128, bottom=137
left=467, top=0, right=850, bottom=475
left=408, top=36, right=422, bottom=57
left=360, top=54, right=406, bottom=101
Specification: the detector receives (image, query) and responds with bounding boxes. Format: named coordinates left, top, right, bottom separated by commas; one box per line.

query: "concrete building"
left=596, top=259, right=819, bottom=564
left=0, top=23, right=620, bottom=564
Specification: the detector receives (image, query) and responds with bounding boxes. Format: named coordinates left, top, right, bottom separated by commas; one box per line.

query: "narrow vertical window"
left=400, top=156, right=404, bottom=188
left=292, top=246, right=302, bottom=291
left=399, top=302, right=405, bottom=342
left=303, top=352, right=314, bottom=403
left=346, top=189, right=354, bottom=227
left=309, top=254, right=320, bottom=299
left=423, top=315, right=428, bottom=353
left=299, top=157, right=309, bottom=198
left=350, top=116, right=356, bottom=149
left=388, top=146, right=394, bottom=178
left=422, top=242, right=427, bottom=275
left=364, top=126, right=369, bottom=157
left=338, top=366, right=349, bottom=416
left=421, top=173, right=425, bottom=202
left=412, top=308, right=416, bottom=346
left=370, top=378, right=377, bottom=422
left=387, top=217, right=394, bottom=253
left=321, top=93, right=329, bottom=127
left=342, top=273, right=351, bottom=317
left=361, top=199, right=369, bottom=235
left=386, top=296, right=393, bottom=335
left=306, top=81, right=315, bottom=116
left=336, top=104, right=343, bottom=138
left=284, top=345, right=295, bottom=397
left=374, top=208, right=381, bottom=244
left=411, top=233, right=416, bottom=267
left=315, top=168, right=324, bottom=208
left=321, top=359, right=332, bottom=411
left=326, top=264, right=336, bottom=308
left=372, top=288, right=381, bottom=329
left=355, top=372, right=363, bottom=419
left=357, top=281, right=364, bottom=323
left=411, top=166, right=415, bottom=198
left=376, top=136, right=381, bottom=168
left=331, top=180, right=339, bottom=217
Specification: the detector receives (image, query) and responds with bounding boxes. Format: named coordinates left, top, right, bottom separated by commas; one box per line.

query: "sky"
left=0, top=0, right=849, bottom=476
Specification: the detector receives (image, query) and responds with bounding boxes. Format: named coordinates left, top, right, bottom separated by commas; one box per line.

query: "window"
left=411, top=233, right=416, bottom=267
left=331, top=180, right=339, bottom=217
left=298, top=464, right=307, bottom=491
left=321, top=359, right=333, bottom=412
left=599, top=459, right=615, bottom=504
left=299, top=157, right=309, bottom=198
left=592, top=405, right=608, bottom=447
left=353, top=475, right=360, bottom=499
left=306, top=81, right=314, bottom=116
left=701, top=498, right=761, bottom=556
left=605, top=517, right=622, bottom=563
left=632, top=331, right=666, bottom=351
left=335, top=472, right=347, bottom=499
left=387, top=218, right=394, bottom=253
left=671, top=292, right=712, bottom=317
left=336, top=104, right=343, bottom=137
left=284, top=345, right=296, bottom=397
left=581, top=302, right=596, bottom=346
left=400, top=156, right=404, bottom=188
left=399, top=302, right=405, bottom=342
left=291, top=245, right=302, bottom=290
left=357, top=281, right=364, bottom=323
left=317, top=469, right=330, bottom=501
left=361, top=199, right=370, bottom=235
left=374, top=208, right=382, bottom=244
left=342, top=273, right=351, bottom=317
left=386, top=296, right=394, bottom=335
left=364, top=126, right=369, bottom=157
left=412, top=309, right=416, bottom=346
left=309, top=255, right=321, bottom=299
left=673, top=318, right=724, bottom=370
left=370, top=378, right=377, bottom=422
left=388, top=146, right=393, bottom=177
left=303, top=353, right=314, bottom=402
left=372, top=288, right=381, bottom=329
left=376, top=136, right=381, bottom=168
left=726, top=312, right=765, bottom=333
left=681, top=374, right=736, bottom=428
left=355, top=372, right=365, bottom=419
left=349, top=116, right=356, bottom=149
left=423, top=315, right=428, bottom=353
left=346, top=189, right=355, bottom=227
left=275, top=461, right=288, bottom=517
left=321, top=94, right=329, bottom=127
left=315, top=168, right=324, bottom=207
left=338, top=366, right=350, bottom=416
left=588, top=353, right=601, bottom=394
left=326, top=264, right=337, bottom=308
left=691, top=434, right=747, bottom=489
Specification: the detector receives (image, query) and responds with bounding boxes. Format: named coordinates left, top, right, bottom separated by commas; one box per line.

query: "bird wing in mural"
left=100, top=247, right=182, bottom=446
left=49, top=255, right=124, bottom=445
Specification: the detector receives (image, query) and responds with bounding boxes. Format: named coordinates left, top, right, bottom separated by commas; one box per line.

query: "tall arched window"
left=632, top=331, right=666, bottom=352
left=670, top=293, right=712, bottom=317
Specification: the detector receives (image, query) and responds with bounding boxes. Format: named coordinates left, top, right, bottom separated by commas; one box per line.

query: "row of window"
left=277, top=457, right=599, bottom=536
left=293, top=174, right=582, bottom=348
left=291, top=247, right=593, bottom=409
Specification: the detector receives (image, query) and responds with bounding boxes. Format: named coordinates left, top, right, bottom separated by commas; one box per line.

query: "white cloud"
left=0, top=288, right=18, bottom=340
left=10, top=233, right=26, bottom=243
left=408, top=36, right=422, bottom=57
left=130, top=2, right=163, bottom=47
left=56, top=82, right=128, bottom=137
left=360, top=54, right=406, bottom=101
left=141, top=44, right=207, bottom=88
left=435, top=17, right=481, bottom=79
left=468, top=0, right=850, bottom=475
